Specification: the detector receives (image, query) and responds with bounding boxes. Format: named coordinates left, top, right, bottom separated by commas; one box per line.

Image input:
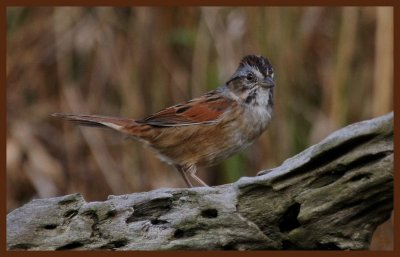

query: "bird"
left=53, top=55, right=275, bottom=188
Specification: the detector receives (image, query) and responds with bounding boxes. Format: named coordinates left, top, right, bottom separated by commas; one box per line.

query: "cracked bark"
left=7, top=113, right=393, bottom=250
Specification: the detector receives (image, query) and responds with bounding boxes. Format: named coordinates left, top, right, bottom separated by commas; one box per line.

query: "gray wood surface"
left=7, top=113, right=393, bottom=250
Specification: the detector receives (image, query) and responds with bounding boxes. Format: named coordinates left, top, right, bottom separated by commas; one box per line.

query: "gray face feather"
left=224, top=55, right=275, bottom=104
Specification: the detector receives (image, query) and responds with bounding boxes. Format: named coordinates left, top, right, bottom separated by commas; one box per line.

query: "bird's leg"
left=186, top=165, right=210, bottom=187
left=175, top=165, right=193, bottom=188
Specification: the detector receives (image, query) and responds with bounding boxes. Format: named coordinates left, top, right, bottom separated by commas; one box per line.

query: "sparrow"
left=53, top=55, right=275, bottom=188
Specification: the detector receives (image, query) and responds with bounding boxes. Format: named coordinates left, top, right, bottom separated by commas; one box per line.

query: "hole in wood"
left=56, top=241, right=84, bottom=250
left=150, top=218, right=168, bottom=225
left=99, top=239, right=128, bottom=249
left=42, top=224, right=57, bottom=230
left=173, top=228, right=196, bottom=239
left=316, top=242, right=341, bottom=250
left=279, top=202, right=301, bottom=232
left=201, top=208, right=218, bottom=218
left=63, top=209, right=78, bottom=219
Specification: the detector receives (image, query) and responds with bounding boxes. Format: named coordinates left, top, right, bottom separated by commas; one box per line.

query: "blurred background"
left=6, top=7, right=393, bottom=249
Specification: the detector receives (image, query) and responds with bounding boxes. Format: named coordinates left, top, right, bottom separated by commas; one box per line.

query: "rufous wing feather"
left=140, top=94, right=234, bottom=127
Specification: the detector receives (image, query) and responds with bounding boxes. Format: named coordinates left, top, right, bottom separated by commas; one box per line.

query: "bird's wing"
left=140, top=93, right=234, bottom=127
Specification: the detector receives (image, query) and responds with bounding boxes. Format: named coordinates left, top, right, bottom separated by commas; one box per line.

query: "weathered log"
left=7, top=113, right=393, bottom=250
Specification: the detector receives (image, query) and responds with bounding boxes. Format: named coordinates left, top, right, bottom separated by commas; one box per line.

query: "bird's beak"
left=261, top=76, right=275, bottom=88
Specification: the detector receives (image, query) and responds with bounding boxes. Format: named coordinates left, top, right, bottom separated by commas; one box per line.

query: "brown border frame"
left=2, top=0, right=397, bottom=256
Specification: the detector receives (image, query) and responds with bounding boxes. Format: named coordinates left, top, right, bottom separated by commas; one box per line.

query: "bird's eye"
left=246, top=73, right=255, bottom=81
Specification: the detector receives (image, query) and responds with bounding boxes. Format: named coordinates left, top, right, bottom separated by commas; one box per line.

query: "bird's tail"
left=52, top=113, right=136, bottom=132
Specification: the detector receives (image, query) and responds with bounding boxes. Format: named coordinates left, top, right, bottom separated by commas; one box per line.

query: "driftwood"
left=7, top=113, right=393, bottom=250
